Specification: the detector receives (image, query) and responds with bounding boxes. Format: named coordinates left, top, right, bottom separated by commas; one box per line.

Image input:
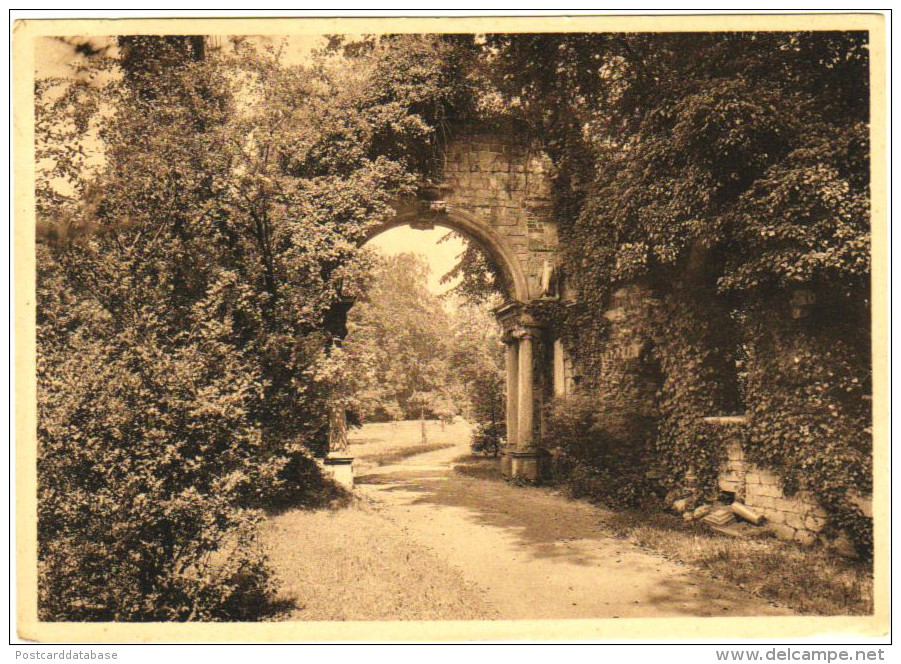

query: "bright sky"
left=365, top=226, right=466, bottom=295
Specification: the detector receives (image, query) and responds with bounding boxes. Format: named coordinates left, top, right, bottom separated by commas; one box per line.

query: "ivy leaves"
left=481, top=32, right=873, bottom=555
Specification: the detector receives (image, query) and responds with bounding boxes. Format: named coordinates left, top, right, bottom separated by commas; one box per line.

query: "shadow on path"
left=356, top=451, right=790, bottom=618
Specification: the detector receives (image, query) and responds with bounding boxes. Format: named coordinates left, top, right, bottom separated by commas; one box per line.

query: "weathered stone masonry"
left=711, top=417, right=870, bottom=551
left=371, top=130, right=564, bottom=481
left=438, top=134, right=558, bottom=300
left=371, top=128, right=868, bottom=549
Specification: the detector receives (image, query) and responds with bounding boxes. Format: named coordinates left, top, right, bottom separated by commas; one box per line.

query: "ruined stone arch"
left=368, top=201, right=531, bottom=303
left=351, top=130, right=563, bottom=480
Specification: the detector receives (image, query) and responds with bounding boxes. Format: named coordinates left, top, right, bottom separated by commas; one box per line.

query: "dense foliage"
left=470, top=32, right=873, bottom=554
left=35, top=35, right=477, bottom=620
left=545, top=391, right=659, bottom=509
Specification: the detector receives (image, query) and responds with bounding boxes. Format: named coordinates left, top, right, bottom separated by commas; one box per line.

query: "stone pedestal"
left=500, top=452, right=514, bottom=478
left=510, top=451, right=541, bottom=481
left=320, top=455, right=355, bottom=490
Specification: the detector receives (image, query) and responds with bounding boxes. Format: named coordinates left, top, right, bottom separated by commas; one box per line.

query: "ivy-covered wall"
left=552, top=278, right=872, bottom=557
left=519, top=32, right=874, bottom=558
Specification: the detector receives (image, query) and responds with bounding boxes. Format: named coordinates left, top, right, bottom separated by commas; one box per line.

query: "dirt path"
left=354, top=437, right=791, bottom=619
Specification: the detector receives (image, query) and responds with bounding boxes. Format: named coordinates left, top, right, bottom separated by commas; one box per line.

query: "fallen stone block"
left=731, top=501, right=765, bottom=526
left=702, top=506, right=736, bottom=527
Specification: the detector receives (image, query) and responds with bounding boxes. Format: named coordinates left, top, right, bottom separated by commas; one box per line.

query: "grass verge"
left=600, top=507, right=872, bottom=615
left=364, top=441, right=456, bottom=466
left=259, top=501, right=497, bottom=621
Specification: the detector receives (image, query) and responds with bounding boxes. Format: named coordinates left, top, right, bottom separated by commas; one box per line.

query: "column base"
left=499, top=451, right=513, bottom=478
left=510, top=451, right=541, bottom=481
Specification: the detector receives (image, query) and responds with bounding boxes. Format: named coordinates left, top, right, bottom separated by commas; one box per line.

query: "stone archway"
left=358, top=130, right=565, bottom=480
left=375, top=203, right=530, bottom=303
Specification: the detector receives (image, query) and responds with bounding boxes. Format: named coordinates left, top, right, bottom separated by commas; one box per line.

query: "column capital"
left=502, top=326, right=539, bottom=344
left=494, top=300, right=547, bottom=338
left=511, top=325, right=540, bottom=341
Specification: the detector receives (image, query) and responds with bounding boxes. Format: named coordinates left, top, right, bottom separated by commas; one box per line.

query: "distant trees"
left=340, top=250, right=505, bottom=449
left=448, top=296, right=506, bottom=455
left=342, top=252, right=459, bottom=424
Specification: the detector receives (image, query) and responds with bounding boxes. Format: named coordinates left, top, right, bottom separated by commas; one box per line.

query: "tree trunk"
left=420, top=406, right=427, bottom=445
left=328, top=401, right=348, bottom=454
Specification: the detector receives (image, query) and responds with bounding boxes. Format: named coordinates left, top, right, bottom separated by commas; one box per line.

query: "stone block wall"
left=593, top=285, right=660, bottom=407
left=441, top=133, right=556, bottom=299
left=712, top=417, right=869, bottom=551
left=718, top=432, right=827, bottom=545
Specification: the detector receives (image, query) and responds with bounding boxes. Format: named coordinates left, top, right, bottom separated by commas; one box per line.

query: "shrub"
left=36, top=309, right=284, bottom=621
left=255, top=448, right=351, bottom=512
left=543, top=395, right=660, bottom=509
left=470, top=421, right=504, bottom=457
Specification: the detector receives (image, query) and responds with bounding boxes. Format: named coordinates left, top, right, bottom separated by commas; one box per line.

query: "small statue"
left=539, top=259, right=557, bottom=297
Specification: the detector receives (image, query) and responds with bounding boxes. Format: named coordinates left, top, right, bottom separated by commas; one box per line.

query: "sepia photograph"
left=12, top=13, right=888, bottom=644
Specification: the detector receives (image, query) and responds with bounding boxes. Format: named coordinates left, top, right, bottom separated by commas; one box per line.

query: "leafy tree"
left=35, top=34, right=478, bottom=619
left=477, top=32, right=869, bottom=298
left=438, top=232, right=506, bottom=304
left=37, top=40, right=286, bottom=621
left=342, top=252, right=458, bottom=423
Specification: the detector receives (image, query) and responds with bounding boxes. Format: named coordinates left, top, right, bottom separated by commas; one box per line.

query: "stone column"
left=517, top=331, right=534, bottom=450
left=492, top=302, right=547, bottom=481
left=512, top=329, right=539, bottom=479
left=503, top=340, right=519, bottom=477
left=553, top=338, right=566, bottom=398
